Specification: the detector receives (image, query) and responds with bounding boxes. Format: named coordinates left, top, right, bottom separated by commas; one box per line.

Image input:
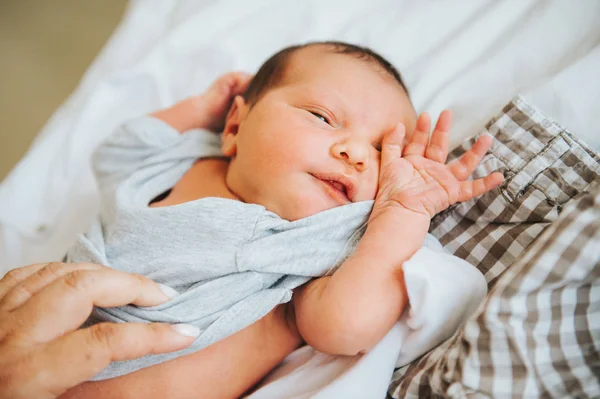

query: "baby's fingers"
left=403, top=112, right=430, bottom=157
left=425, top=110, right=452, bottom=163
left=458, top=172, right=504, bottom=202
left=381, top=123, right=406, bottom=168
left=210, top=72, right=252, bottom=96
left=449, top=134, right=493, bottom=180
left=227, top=71, right=253, bottom=95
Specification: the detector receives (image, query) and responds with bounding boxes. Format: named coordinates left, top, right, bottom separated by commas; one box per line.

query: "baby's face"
left=222, top=47, right=416, bottom=221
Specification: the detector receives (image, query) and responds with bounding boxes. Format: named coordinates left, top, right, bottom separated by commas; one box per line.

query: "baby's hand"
left=199, top=72, right=253, bottom=131
left=370, top=111, right=504, bottom=223
left=151, top=72, right=252, bottom=133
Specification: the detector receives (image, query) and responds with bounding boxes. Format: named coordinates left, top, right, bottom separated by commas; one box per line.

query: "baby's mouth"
left=327, top=180, right=347, bottom=195
left=313, top=176, right=351, bottom=204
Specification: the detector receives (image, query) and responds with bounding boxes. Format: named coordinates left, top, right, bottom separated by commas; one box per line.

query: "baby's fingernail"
left=172, top=324, right=201, bottom=337
left=158, top=283, right=179, bottom=299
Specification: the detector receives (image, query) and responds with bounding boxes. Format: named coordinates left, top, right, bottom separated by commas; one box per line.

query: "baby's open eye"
left=310, top=111, right=330, bottom=125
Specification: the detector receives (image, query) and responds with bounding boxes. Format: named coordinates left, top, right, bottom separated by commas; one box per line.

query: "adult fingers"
left=0, top=262, right=102, bottom=312
left=425, top=110, right=452, bottom=163
left=449, top=134, right=493, bottom=180
left=457, top=172, right=504, bottom=202
left=403, top=112, right=430, bottom=157
left=380, top=123, right=406, bottom=169
left=0, top=263, right=52, bottom=300
left=9, top=268, right=178, bottom=343
left=15, top=322, right=197, bottom=398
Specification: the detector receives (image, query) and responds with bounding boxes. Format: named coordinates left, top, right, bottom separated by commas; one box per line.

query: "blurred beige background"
left=0, top=0, right=127, bottom=181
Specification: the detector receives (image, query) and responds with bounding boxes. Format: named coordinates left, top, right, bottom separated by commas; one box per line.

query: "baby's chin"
left=251, top=187, right=351, bottom=221
left=276, top=197, right=347, bottom=221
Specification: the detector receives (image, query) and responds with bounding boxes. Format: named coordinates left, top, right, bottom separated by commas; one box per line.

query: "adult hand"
left=0, top=262, right=198, bottom=399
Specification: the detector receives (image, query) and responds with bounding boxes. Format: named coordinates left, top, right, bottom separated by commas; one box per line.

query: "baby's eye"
left=372, top=140, right=382, bottom=152
left=310, top=111, right=330, bottom=125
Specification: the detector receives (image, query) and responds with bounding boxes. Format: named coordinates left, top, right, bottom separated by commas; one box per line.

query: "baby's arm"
left=150, top=72, right=251, bottom=133
left=293, top=112, right=504, bottom=356
left=293, top=208, right=427, bottom=355
left=91, top=72, right=250, bottom=200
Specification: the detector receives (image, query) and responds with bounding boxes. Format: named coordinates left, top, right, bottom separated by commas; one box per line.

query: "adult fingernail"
left=158, top=283, right=179, bottom=299
left=172, top=324, right=201, bottom=337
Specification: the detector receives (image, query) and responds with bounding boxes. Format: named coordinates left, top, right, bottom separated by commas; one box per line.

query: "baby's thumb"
left=381, top=123, right=405, bottom=167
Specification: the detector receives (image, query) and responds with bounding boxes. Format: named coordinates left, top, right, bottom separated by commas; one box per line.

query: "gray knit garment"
left=67, top=117, right=434, bottom=380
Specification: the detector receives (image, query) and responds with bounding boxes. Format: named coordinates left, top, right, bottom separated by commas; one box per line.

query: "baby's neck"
left=150, top=157, right=239, bottom=208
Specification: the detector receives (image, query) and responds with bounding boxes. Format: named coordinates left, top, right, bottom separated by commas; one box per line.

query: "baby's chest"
left=149, top=158, right=234, bottom=207
left=106, top=204, right=253, bottom=284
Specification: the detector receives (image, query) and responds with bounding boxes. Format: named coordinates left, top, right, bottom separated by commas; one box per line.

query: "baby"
left=63, top=41, right=502, bottom=398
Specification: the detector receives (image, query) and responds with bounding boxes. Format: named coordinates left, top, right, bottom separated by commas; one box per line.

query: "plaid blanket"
left=388, top=96, right=600, bottom=398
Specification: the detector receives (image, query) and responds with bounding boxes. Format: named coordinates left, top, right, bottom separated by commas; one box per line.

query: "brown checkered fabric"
left=388, top=96, right=600, bottom=398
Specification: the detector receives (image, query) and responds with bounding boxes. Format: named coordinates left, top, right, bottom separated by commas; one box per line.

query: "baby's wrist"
left=358, top=208, right=430, bottom=265
left=174, top=96, right=214, bottom=130
left=368, top=204, right=430, bottom=231
left=150, top=96, right=212, bottom=133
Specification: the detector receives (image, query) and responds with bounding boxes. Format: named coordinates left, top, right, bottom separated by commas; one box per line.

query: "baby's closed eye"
left=309, top=111, right=332, bottom=126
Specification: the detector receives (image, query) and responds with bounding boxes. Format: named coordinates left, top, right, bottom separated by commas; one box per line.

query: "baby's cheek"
left=363, top=171, right=380, bottom=201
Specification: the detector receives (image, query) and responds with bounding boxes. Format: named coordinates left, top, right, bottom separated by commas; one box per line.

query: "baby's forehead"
left=282, top=45, right=404, bottom=93
left=277, top=46, right=330, bottom=84
left=283, top=46, right=363, bottom=78
left=272, top=45, right=416, bottom=130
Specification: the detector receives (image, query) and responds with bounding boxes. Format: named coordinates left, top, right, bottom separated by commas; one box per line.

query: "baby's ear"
left=221, top=96, right=248, bottom=156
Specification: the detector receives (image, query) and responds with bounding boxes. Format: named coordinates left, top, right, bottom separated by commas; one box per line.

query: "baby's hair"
left=243, top=41, right=410, bottom=107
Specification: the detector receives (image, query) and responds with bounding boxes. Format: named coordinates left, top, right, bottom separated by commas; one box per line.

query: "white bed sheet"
left=0, top=0, right=598, bottom=396
left=1, top=0, right=599, bottom=271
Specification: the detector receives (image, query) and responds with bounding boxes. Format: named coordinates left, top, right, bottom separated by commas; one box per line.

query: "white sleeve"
left=395, top=233, right=488, bottom=367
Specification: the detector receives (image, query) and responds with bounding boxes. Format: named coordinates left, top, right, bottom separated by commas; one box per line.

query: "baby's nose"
left=331, top=141, right=369, bottom=171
